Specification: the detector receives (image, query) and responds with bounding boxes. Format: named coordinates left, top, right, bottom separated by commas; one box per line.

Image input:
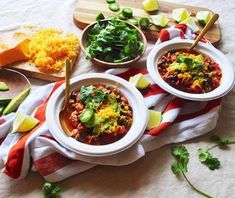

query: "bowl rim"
left=80, top=19, right=147, bottom=67
left=147, top=39, right=235, bottom=101
left=46, top=73, right=148, bottom=157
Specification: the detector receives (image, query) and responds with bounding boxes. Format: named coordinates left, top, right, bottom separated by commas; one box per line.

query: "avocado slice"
left=0, top=82, right=9, bottom=91
left=3, top=87, right=31, bottom=115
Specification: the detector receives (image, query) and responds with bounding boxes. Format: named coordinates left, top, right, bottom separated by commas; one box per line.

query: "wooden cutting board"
left=0, top=29, right=80, bottom=82
left=73, top=0, right=221, bottom=45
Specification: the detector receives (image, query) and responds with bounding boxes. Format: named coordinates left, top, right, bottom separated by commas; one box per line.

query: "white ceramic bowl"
left=46, top=73, right=148, bottom=157
left=147, top=39, right=235, bottom=101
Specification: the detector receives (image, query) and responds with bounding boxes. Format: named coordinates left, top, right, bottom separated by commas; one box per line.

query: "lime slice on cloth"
left=129, top=73, right=151, bottom=89
left=13, top=111, right=39, bottom=133
left=180, top=17, right=199, bottom=32
left=172, top=8, right=190, bottom=22
left=196, top=11, right=213, bottom=25
left=147, top=110, right=162, bottom=130
left=142, top=0, right=159, bottom=12
left=0, top=81, right=9, bottom=91
left=151, top=15, right=169, bottom=27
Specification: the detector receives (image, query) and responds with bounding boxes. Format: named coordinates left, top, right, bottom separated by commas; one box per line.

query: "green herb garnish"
left=171, top=145, right=213, bottom=198
left=96, top=12, right=105, bottom=21
left=198, top=148, right=220, bottom=170
left=198, top=135, right=235, bottom=170
left=85, top=18, right=144, bottom=63
left=42, top=181, right=60, bottom=198
left=118, top=12, right=127, bottom=20
left=177, top=55, right=204, bottom=71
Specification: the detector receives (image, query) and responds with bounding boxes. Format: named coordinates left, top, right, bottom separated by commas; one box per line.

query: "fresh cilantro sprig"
left=198, top=148, right=220, bottom=170
left=198, top=135, right=235, bottom=170
left=171, top=145, right=213, bottom=198
left=42, top=181, right=60, bottom=198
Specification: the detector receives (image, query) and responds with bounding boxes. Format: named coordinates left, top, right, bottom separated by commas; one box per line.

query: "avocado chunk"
left=79, top=108, right=94, bottom=124
left=3, top=87, right=30, bottom=115
left=0, top=82, right=9, bottom=91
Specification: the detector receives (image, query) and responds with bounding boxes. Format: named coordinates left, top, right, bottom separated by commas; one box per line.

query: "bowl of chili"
left=147, top=39, right=235, bottom=101
left=46, top=73, right=148, bottom=157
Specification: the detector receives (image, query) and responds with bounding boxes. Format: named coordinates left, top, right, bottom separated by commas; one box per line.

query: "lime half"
left=196, top=11, right=213, bottom=25
left=129, top=73, right=151, bottom=89
left=180, top=17, right=199, bottom=32
left=147, top=110, right=162, bottom=130
left=151, top=15, right=169, bottom=27
left=13, top=111, right=39, bottom=133
left=142, top=0, right=159, bottom=12
left=172, top=8, right=190, bottom=22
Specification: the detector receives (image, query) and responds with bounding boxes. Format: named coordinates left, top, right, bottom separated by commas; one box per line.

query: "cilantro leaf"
left=171, top=145, right=213, bottom=198
left=198, top=148, right=220, bottom=170
left=171, top=144, right=189, bottom=174
left=210, top=135, right=231, bottom=146
left=79, top=85, right=94, bottom=101
left=171, top=160, right=181, bottom=174
left=42, top=181, right=60, bottom=198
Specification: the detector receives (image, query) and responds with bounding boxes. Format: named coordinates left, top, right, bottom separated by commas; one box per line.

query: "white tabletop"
left=0, top=0, right=235, bottom=197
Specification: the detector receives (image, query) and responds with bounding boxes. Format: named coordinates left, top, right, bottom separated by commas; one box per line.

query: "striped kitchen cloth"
left=0, top=24, right=221, bottom=182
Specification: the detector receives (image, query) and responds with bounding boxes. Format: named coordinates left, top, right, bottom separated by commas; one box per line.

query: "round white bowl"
left=147, top=39, right=235, bottom=101
left=46, top=73, right=148, bottom=157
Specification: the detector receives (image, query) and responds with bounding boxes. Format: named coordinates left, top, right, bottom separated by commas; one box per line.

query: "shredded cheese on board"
left=28, top=29, right=79, bottom=73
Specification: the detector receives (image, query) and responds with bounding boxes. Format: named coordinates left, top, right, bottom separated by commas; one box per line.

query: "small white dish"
left=46, top=73, right=148, bottom=157
left=147, top=39, right=235, bottom=101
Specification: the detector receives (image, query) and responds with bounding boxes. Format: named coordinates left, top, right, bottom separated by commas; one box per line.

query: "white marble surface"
left=0, top=0, right=235, bottom=197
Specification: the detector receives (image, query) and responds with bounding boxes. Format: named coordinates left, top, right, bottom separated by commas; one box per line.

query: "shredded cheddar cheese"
left=28, top=29, right=79, bottom=73
left=96, top=106, right=119, bottom=121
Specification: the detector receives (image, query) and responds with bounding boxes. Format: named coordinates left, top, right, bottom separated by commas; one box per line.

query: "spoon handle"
left=189, top=13, right=219, bottom=51
left=65, top=59, right=71, bottom=105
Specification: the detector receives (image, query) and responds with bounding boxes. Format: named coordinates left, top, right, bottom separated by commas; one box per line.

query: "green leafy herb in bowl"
left=81, top=17, right=147, bottom=67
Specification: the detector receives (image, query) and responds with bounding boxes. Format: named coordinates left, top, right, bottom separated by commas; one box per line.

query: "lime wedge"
left=0, top=82, right=9, bottom=91
left=172, top=8, right=190, bottom=22
left=151, top=15, right=169, bottom=27
left=13, top=111, right=39, bottom=133
left=147, top=110, right=162, bottom=130
left=180, top=17, right=199, bottom=32
left=3, top=87, right=30, bottom=115
left=142, top=0, right=159, bottom=12
left=129, top=73, right=151, bottom=89
left=196, top=11, right=213, bottom=25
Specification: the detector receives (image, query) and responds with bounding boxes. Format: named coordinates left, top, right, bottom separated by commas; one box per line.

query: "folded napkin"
left=0, top=24, right=221, bottom=182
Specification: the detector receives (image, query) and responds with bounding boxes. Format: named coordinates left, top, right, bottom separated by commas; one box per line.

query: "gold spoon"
left=189, top=13, right=219, bottom=51
left=59, top=59, right=73, bottom=136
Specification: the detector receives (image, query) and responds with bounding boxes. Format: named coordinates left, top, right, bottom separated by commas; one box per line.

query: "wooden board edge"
left=73, top=0, right=221, bottom=45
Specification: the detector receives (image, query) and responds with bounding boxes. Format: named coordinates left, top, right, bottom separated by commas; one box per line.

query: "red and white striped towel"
left=0, top=24, right=221, bottom=182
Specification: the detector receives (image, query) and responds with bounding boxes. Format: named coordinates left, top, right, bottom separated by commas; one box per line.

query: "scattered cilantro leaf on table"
left=42, top=181, right=61, bottom=198
left=171, top=145, right=213, bottom=198
left=198, top=148, right=220, bottom=170
left=198, top=135, right=235, bottom=170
